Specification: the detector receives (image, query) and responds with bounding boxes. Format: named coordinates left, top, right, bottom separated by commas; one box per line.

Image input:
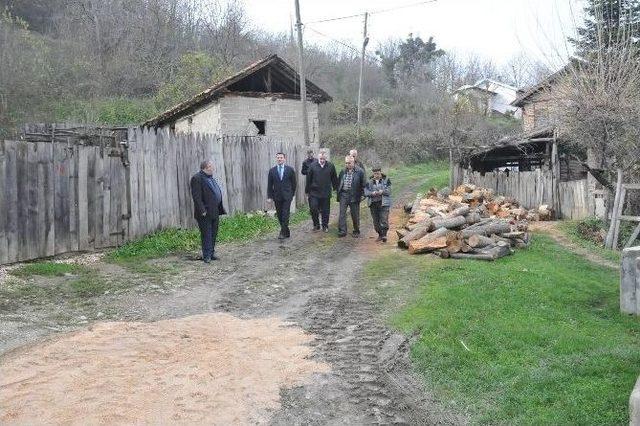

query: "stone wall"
left=621, top=246, right=640, bottom=315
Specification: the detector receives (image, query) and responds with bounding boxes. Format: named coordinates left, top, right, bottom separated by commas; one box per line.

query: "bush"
left=575, top=216, right=607, bottom=245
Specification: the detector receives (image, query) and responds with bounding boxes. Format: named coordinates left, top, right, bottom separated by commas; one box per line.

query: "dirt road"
left=0, top=179, right=463, bottom=424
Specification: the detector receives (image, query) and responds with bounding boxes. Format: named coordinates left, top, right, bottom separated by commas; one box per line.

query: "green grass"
left=108, top=208, right=310, bottom=262
left=386, top=161, right=450, bottom=194
left=558, top=220, right=622, bottom=264
left=3, top=267, right=108, bottom=301
left=10, top=261, right=88, bottom=278
left=363, top=235, right=639, bottom=425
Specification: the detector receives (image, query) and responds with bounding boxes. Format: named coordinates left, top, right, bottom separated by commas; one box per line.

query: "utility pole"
left=356, top=12, right=369, bottom=133
left=294, top=0, right=310, bottom=146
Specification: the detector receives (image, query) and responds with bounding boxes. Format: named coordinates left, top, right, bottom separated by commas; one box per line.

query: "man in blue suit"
left=190, top=160, right=226, bottom=262
left=267, top=152, right=297, bottom=240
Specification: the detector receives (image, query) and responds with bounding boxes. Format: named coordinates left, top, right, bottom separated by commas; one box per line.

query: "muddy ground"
left=0, top=181, right=464, bottom=424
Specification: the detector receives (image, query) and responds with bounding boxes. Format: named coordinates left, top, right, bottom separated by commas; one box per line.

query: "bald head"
left=344, top=155, right=355, bottom=170
left=349, top=149, right=358, bottom=159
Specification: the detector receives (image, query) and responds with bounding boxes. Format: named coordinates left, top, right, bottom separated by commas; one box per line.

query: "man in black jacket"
left=267, top=152, right=297, bottom=240
left=305, top=150, right=338, bottom=232
left=190, top=160, right=226, bottom=262
left=301, top=149, right=315, bottom=176
left=337, top=155, right=366, bottom=238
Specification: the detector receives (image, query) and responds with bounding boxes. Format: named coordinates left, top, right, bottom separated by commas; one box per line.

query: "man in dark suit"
left=337, top=155, right=366, bottom=238
left=267, top=152, right=297, bottom=240
left=305, top=149, right=338, bottom=232
left=190, top=160, right=226, bottom=263
left=301, top=149, right=315, bottom=176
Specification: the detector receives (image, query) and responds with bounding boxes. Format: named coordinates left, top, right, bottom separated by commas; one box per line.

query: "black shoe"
left=338, top=233, right=346, bottom=238
left=203, top=258, right=211, bottom=263
left=312, top=225, right=320, bottom=232
left=381, top=237, right=387, bottom=243
left=352, top=231, right=360, bottom=238
left=278, top=231, right=285, bottom=240
left=211, top=255, right=219, bottom=261
left=322, top=227, right=329, bottom=233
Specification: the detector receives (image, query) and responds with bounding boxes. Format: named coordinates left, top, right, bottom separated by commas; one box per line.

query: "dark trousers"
left=369, top=202, right=389, bottom=237
left=309, top=195, right=330, bottom=229
left=196, top=216, right=219, bottom=260
left=338, top=193, right=360, bottom=235
left=274, top=198, right=292, bottom=237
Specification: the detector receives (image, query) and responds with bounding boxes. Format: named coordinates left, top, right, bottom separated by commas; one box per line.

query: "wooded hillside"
left=0, top=0, right=544, bottom=162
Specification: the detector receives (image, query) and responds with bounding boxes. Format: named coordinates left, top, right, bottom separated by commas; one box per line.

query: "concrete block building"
left=143, top=54, right=332, bottom=144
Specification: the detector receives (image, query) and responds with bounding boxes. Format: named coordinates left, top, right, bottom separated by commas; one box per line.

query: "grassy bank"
left=359, top=162, right=639, bottom=424
left=558, top=220, right=622, bottom=264
left=108, top=208, right=310, bottom=263
left=386, top=161, right=450, bottom=195
left=364, top=236, right=638, bottom=424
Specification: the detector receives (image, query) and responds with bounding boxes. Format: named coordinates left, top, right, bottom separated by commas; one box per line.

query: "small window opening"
left=251, top=120, right=266, bottom=135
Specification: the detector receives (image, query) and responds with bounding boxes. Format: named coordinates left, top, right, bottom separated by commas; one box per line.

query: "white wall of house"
left=171, top=95, right=319, bottom=144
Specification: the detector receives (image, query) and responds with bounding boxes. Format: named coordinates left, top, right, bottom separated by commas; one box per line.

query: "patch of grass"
left=108, top=208, right=309, bottom=263
left=68, top=275, right=109, bottom=298
left=558, top=220, right=622, bottom=264
left=1, top=269, right=108, bottom=302
left=363, top=235, right=639, bottom=425
left=10, top=262, right=88, bottom=278
left=386, top=161, right=450, bottom=194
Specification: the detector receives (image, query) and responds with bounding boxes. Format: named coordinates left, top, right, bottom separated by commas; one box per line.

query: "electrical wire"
left=304, top=0, right=438, bottom=25
left=305, top=26, right=383, bottom=63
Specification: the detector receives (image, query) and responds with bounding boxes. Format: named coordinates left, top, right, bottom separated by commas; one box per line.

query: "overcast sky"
left=232, top=0, right=584, bottom=69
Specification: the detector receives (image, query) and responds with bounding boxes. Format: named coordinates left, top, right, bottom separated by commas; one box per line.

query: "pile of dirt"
left=0, top=313, right=328, bottom=425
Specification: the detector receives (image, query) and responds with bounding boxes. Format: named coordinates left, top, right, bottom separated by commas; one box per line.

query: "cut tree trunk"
left=447, top=205, right=470, bottom=218
left=432, top=215, right=467, bottom=230
left=467, top=234, right=495, bottom=248
left=407, top=227, right=449, bottom=254
left=460, top=220, right=511, bottom=238
left=398, top=220, right=434, bottom=248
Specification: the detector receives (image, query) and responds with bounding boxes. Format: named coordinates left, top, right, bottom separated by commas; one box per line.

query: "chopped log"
left=464, top=212, right=482, bottom=225
left=432, top=215, right=467, bottom=230
left=475, top=204, right=489, bottom=218
left=446, top=239, right=462, bottom=254
left=460, top=242, right=473, bottom=253
left=398, top=220, right=434, bottom=248
left=468, top=234, right=495, bottom=248
left=460, top=220, right=511, bottom=238
left=501, top=231, right=525, bottom=239
left=410, top=193, right=423, bottom=215
left=438, top=249, right=451, bottom=258
left=449, top=244, right=512, bottom=261
left=396, top=228, right=408, bottom=239
left=408, top=236, right=448, bottom=254
left=492, top=235, right=513, bottom=246
left=426, top=207, right=446, bottom=217
left=408, top=227, right=449, bottom=254
left=479, top=244, right=512, bottom=259
left=447, top=205, right=470, bottom=218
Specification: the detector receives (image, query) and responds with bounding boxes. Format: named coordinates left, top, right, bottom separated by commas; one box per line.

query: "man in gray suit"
left=336, top=155, right=366, bottom=238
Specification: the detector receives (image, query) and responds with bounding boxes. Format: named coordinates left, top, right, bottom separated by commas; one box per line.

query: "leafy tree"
left=376, top=34, right=444, bottom=89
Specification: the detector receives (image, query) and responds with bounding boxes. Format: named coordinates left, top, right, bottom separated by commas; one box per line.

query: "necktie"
left=279, top=165, right=283, bottom=180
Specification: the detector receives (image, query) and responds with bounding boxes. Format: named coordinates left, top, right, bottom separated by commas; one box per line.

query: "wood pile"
left=398, top=183, right=542, bottom=260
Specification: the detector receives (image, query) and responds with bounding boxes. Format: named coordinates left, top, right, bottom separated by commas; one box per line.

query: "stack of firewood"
left=397, top=184, right=540, bottom=260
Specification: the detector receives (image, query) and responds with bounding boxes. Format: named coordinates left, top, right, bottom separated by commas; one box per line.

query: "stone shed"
left=143, top=54, right=332, bottom=143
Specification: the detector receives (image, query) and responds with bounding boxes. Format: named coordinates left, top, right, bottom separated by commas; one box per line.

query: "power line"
left=306, top=12, right=363, bottom=25
left=305, top=26, right=382, bottom=64
left=304, top=0, right=438, bottom=25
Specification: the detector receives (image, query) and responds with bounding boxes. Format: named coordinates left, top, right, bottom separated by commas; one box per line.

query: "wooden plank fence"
left=0, top=128, right=314, bottom=265
left=454, top=165, right=593, bottom=219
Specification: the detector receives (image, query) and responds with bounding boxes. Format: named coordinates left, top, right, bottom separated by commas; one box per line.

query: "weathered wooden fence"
left=454, top=166, right=592, bottom=219
left=0, top=128, right=313, bottom=265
